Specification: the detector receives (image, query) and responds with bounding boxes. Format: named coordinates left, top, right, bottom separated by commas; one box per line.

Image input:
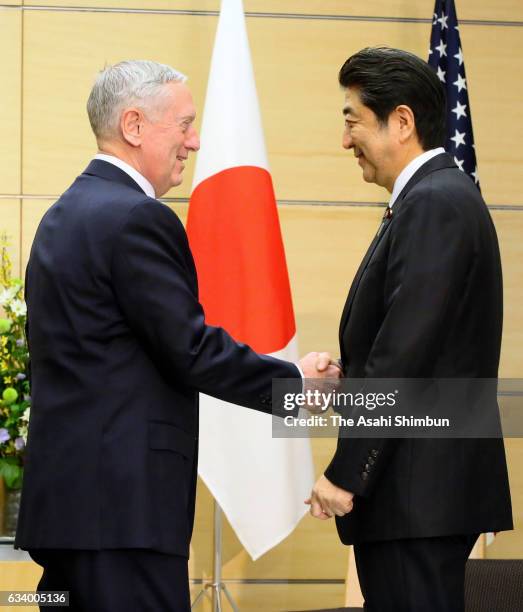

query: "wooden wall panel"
left=189, top=581, right=345, bottom=612
left=492, top=211, right=523, bottom=378
left=22, top=11, right=215, bottom=195
left=20, top=200, right=53, bottom=272
left=24, top=1, right=523, bottom=22
left=21, top=11, right=523, bottom=205
left=249, top=18, right=426, bottom=204
left=253, top=17, right=523, bottom=205
left=0, top=200, right=21, bottom=279
left=0, top=561, right=40, bottom=612
left=18, top=0, right=433, bottom=17
left=21, top=10, right=427, bottom=201
left=0, top=9, right=22, bottom=194
left=281, top=206, right=381, bottom=356
left=460, top=26, right=523, bottom=204
left=489, top=438, right=523, bottom=559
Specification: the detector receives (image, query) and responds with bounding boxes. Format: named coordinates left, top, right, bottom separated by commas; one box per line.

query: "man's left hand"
left=305, top=475, right=354, bottom=520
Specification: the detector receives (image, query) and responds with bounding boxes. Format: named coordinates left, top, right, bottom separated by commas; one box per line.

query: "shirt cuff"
left=295, top=362, right=305, bottom=393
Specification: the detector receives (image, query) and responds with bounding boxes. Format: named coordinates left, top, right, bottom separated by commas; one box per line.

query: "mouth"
left=177, top=157, right=187, bottom=170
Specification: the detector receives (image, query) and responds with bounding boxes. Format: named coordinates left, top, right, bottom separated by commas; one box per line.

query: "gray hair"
left=86, top=59, right=187, bottom=140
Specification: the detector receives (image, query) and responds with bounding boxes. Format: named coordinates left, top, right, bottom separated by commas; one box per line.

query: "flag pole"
left=212, top=500, right=223, bottom=611
left=191, top=500, right=239, bottom=611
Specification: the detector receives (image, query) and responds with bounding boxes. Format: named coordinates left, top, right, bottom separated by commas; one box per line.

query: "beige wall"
left=1, top=1, right=522, bottom=609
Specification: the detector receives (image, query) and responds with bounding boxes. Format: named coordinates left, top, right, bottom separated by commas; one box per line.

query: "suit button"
left=364, top=463, right=371, bottom=471
left=368, top=457, right=375, bottom=466
left=370, top=449, right=379, bottom=457
left=361, top=472, right=369, bottom=481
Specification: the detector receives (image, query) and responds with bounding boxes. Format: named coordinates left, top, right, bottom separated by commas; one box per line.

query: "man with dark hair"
left=306, top=48, right=512, bottom=611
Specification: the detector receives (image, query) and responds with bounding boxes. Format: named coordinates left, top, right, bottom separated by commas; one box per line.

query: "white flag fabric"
left=187, top=0, right=314, bottom=560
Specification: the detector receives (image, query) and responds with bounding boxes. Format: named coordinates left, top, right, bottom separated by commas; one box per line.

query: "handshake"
left=299, top=351, right=342, bottom=381
left=298, top=351, right=343, bottom=410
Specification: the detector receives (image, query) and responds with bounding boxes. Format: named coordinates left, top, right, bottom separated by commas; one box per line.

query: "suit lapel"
left=338, top=215, right=392, bottom=348
left=338, top=153, right=457, bottom=352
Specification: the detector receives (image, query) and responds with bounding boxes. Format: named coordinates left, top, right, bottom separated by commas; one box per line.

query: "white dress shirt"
left=94, top=153, right=156, bottom=199
left=389, top=147, right=445, bottom=208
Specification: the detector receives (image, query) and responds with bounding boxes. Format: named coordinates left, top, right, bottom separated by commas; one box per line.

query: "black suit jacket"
left=15, top=160, right=300, bottom=556
left=325, top=153, right=512, bottom=544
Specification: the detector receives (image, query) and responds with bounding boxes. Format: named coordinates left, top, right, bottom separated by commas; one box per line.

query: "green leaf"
left=0, top=458, right=23, bottom=489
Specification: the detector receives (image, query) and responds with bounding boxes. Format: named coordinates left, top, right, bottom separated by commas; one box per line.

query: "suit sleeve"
left=326, top=181, right=473, bottom=496
left=111, top=199, right=300, bottom=415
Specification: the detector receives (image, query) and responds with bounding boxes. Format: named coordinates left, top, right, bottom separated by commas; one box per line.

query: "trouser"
left=29, top=548, right=190, bottom=612
left=354, top=534, right=479, bottom=612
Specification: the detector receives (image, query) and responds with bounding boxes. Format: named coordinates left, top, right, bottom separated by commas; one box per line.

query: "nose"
left=186, top=126, right=200, bottom=152
left=342, top=129, right=353, bottom=150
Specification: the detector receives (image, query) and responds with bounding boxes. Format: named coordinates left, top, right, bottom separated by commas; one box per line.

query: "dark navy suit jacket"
left=15, top=160, right=300, bottom=556
left=325, top=154, right=513, bottom=544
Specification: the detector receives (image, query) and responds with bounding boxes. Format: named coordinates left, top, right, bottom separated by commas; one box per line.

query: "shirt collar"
left=389, top=147, right=445, bottom=208
left=94, top=153, right=156, bottom=199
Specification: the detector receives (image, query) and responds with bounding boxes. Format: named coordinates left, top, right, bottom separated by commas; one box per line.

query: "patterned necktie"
left=377, top=205, right=393, bottom=237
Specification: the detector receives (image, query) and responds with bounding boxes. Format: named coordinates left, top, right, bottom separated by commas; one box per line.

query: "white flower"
left=0, top=286, right=19, bottom=307
left=23, top=407, right=30, bottom=421
left=19, top=424, right=28, bottom=444
left=9, top=298, right=27, bottom=317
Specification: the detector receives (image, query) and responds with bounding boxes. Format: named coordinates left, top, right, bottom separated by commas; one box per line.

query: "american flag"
left=430, top=3, right=496, bottom=553
left=428, top=0, right=480, bottom=189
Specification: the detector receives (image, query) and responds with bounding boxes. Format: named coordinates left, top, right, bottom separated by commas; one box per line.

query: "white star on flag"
left=471, top=167, right=479, bottom=184
left=450, top=129, right=466, bottom=148
left=454, top=157, right=465, bottom=171
left=452, top=101, right=467, bottom=119
left=438, top=12, right=449, bottom=29
left=454, top=47, right=464, bottom=66
left=435, top=41, right=447, bottom=57
left=436, top=66, right=446, bottom=82
left=453, top=73, right=467, bottom=92
left=433, top=12, right=438, bottom=25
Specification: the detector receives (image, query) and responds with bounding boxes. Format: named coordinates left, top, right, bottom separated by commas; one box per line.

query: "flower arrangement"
left=0, top=234, right=30, bottom=490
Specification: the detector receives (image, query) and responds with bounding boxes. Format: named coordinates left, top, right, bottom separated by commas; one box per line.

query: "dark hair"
left=339, top=47, right=446, bottom=150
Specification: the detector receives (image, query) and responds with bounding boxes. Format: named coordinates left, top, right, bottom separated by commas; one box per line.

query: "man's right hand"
left=299, top=351, right=341, bottom=379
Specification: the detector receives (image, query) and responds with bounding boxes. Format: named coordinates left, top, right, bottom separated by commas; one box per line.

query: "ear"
left=395, top=105, right=416, bottom=144
left=120, top=107, right=145, bottom=147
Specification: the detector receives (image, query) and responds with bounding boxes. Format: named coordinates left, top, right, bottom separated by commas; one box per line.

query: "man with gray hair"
left=16, top=60, right=339, bottom=610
